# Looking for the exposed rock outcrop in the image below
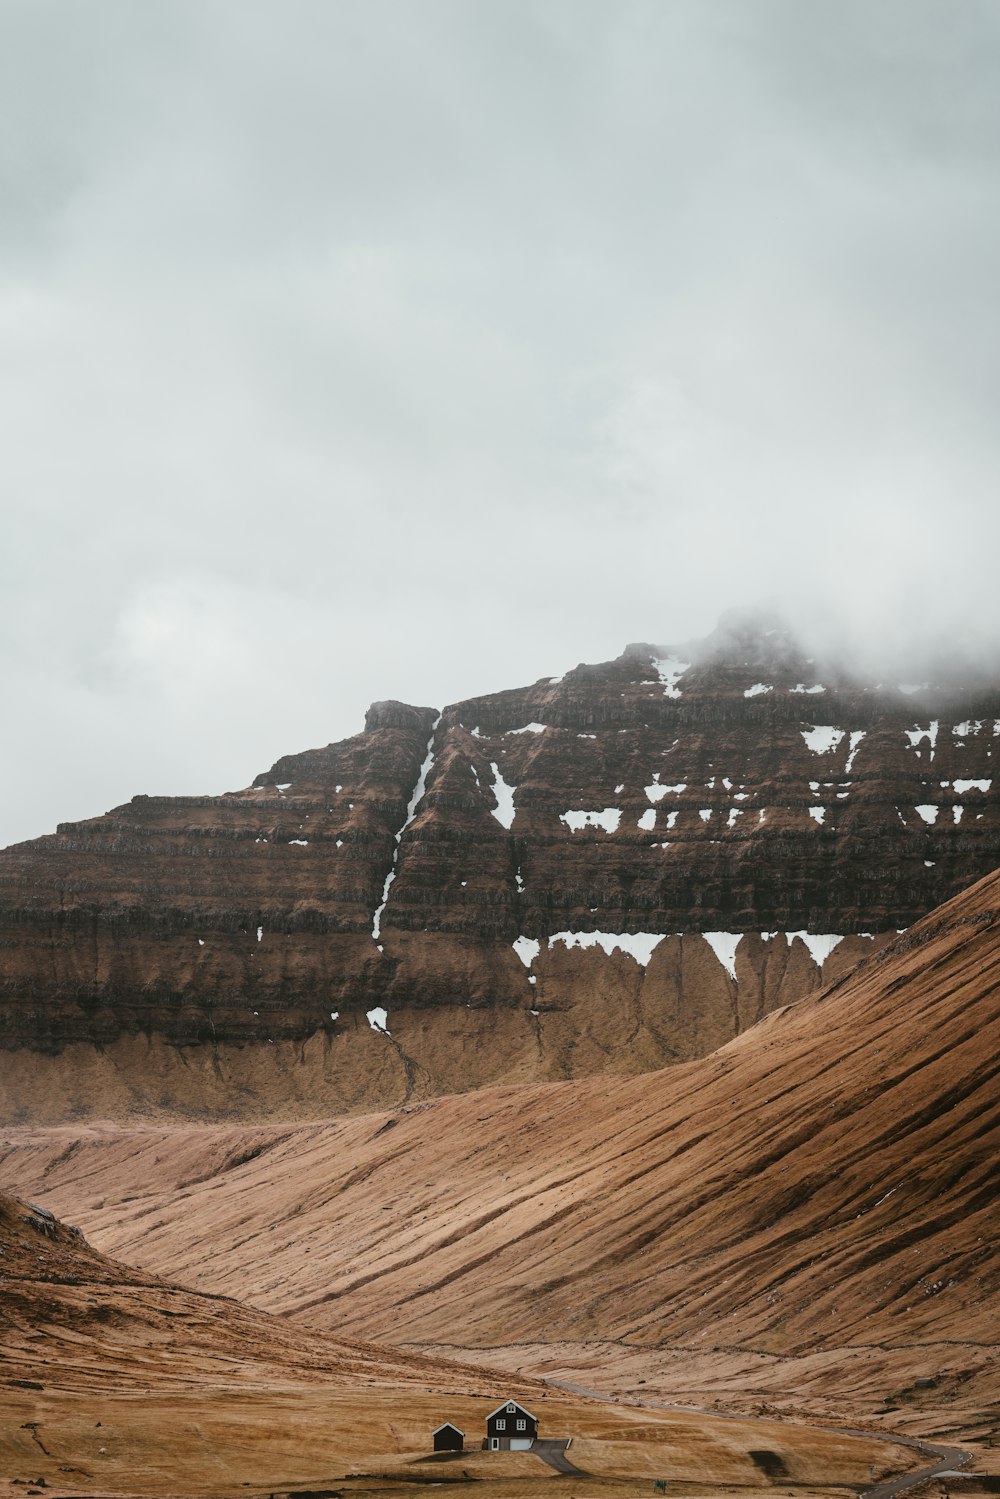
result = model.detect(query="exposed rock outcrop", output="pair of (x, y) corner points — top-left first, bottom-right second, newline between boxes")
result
(4, 860), (998, 1435)
(1, 613), (999, 1119)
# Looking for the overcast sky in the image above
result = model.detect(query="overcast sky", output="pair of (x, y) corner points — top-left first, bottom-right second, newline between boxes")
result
(4, 0), (1000, 846)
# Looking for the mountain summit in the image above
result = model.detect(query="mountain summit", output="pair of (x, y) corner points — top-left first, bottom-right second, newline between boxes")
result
(1, 615), (998, 1121)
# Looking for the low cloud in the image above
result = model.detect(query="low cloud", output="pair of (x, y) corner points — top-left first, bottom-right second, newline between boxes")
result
(3, 1), (1000, 843)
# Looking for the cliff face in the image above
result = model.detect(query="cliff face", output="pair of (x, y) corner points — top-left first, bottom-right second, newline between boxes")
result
(2, 613), (999, 1119)
(4, 864), (998, 1435)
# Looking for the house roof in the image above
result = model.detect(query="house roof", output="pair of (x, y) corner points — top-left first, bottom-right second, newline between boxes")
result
(485, 1400), (538, 1422)
(433, 1423), (465, 1436)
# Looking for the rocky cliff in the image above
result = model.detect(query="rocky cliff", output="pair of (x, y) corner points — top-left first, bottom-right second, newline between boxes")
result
(5, 860), (998, 1438)
(2, 611), (999, 1120)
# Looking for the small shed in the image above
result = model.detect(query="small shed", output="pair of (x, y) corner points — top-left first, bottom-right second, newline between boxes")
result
(433, 1423), (464, 1453)
(485, 1399), (538, 1451)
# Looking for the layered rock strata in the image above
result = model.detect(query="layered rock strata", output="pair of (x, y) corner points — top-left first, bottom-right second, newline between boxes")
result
(2, 614), (999, 1119)
(4, 863), (998, 1436)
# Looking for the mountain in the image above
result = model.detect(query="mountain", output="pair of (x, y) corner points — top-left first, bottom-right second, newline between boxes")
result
(3, 609), (1000, 1122)
(0, 1190), (904, 1495)
(4, 860), (998, 1442)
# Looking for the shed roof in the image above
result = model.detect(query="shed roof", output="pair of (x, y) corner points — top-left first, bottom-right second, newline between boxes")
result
(433, 1423), (465, 1436)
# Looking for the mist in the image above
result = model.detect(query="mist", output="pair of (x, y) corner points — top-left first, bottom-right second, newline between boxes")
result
(4, 0), (1000, 846)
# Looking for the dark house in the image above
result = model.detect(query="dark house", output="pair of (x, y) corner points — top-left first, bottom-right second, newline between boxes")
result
(485, 1399), (538, 1451)
(433, 1423), (464, 1453)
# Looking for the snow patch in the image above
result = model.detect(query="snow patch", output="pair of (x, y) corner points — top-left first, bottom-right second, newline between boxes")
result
(809, 806), (826, 825)
(653, 655), (691, 698)
(512, 936), (540, 969)
(791, 683), (825, 694)
(637, 808), (656, 831)
(366, 1007), (390, 1035)
(330, 1011), (339, 1021)
(954, 778), (991, 794)
(802, 726), (846, 755)
(789, 932), (844, 968)
(646, 779), (686, 802)
(898, 683), (929, 696)
(915, 804), (939, 825)
(953, 720), (982, 738)
(276, 782), (291, 792)
(744, 683), (772, 698)
(289, 838), (308, 845)
(561, 807), (622, 834)
(489, 761), (518, 829)
(551, 930), (665, 967)
(703, 932), (740, 981)
(256, 926), (263, 943)
(507, 722), (546, 735)
(905, 721), (940, 757)
(844, 730), (865, 773)
(953, 805), (964, 825)
(699, 808), (712, 823)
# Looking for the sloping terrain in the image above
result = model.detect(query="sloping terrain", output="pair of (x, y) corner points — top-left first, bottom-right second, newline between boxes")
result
(3, 611), (1000, 1120)
(0, 1188), (518, 1397)
(3, 866), (998, 1441)
(0, 1191), (906, 1498)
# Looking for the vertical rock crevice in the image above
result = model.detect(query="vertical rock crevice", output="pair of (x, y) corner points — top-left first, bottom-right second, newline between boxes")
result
(371, 714), (442, 952)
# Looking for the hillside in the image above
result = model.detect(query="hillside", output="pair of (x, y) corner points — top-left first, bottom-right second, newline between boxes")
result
(3, 863), (998, 1442)
(0, 1191), (908, 1498)
(3, 611), (1000, 1121)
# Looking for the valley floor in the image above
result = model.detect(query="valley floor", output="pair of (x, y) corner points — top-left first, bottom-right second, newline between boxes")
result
(0, 1384), (931, 1499)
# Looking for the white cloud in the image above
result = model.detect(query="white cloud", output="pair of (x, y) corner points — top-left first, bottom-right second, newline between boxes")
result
(3, 1), (1000, 843)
